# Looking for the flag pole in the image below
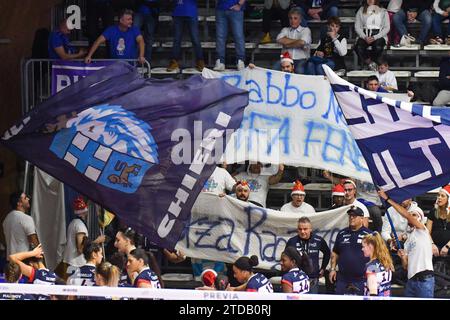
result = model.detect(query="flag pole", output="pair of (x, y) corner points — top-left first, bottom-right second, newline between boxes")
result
(375, 185), (402, 250)
(23, 161), (30, 194)
(99, 207), (106, 262)
(384, 210), (402, 250)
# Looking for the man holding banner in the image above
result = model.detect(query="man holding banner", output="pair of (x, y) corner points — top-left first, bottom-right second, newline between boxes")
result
(280, 180), (316, 214)
(324, 63), (449, 297)
(378, 189), (435, 298)
(48, 19), (86, 60)
(235, 163), (284, 208)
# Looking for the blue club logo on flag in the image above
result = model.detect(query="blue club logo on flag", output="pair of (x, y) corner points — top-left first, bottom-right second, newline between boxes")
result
(49, 104), (158, 193)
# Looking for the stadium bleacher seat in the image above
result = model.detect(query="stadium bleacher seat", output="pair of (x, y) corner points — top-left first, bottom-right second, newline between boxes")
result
(162, 273), (194, 281)
(151, 67), (180, 78)
(346, 70), (412, 87)
(162, 41), (193, 48)
(414, 70), (439, 78)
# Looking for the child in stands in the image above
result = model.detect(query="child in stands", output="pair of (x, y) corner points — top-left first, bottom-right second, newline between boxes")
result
(305, 16), (347, 75)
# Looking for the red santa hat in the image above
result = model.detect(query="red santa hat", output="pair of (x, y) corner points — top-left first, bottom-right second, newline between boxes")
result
(332, 184), (345, 197)
(73, 196), (88, 215)
(236, 180), (250, 190)
(201, 269), (217, 287)
(280, 52), (294, 65)
(441, 185), (450, 198)
(291, 180), (306, 196)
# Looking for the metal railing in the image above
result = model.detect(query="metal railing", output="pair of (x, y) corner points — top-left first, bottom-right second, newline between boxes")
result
(21, 58), (151, 115)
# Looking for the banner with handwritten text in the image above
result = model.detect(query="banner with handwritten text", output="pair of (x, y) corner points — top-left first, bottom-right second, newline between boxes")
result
(203, 67), (372, 182)
(176, 193), (350, 270)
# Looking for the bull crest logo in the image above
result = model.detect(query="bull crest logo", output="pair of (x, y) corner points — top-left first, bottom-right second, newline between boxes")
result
(108, 161), (142, 188)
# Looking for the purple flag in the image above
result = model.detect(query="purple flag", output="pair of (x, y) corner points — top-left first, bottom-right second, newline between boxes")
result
(324, 65), (450, 202)
(1, 61), (248, 249)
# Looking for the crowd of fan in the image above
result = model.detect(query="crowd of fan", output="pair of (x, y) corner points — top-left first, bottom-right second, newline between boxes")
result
(47, 1), (450, 105)
(4, 0), (449, 300)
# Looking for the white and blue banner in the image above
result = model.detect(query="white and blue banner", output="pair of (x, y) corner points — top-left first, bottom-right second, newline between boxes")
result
(202, 67), (372, 183)
(177, 193), (350, 270)
(324, 65), (450, 202)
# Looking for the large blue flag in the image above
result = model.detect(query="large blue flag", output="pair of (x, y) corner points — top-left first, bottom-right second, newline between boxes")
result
(1, 61), (248, 249)
(323, 65), (450, 202)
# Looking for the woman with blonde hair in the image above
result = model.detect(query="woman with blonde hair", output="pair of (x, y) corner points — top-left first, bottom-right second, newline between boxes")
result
(96, 262), (120, 287)
(426, 185), (450, 257)
(361, 232), (394, 296)
(91, 262), (121, 300)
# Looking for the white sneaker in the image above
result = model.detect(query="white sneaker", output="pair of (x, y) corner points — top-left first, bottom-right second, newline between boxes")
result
(213, 59), (225, 71)
(237, 59), (245, 71)
(400, 34), (416, 47)
(407, 34), (416, 43)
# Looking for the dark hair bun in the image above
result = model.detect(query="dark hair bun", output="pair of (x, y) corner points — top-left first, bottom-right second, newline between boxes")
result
(214, 275), (229, 291)
(249, 255), (259, 267)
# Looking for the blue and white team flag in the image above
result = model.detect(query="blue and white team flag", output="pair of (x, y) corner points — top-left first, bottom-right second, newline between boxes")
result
(1, 61), (248, 249)
(323, 65), (450, 202)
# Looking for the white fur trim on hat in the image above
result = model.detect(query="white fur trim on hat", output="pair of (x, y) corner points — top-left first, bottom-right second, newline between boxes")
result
(291, 190), (306, 196)
(280, 52), (294, 65)
(441, 185), (450, 198)
(74, 208), (88, 215)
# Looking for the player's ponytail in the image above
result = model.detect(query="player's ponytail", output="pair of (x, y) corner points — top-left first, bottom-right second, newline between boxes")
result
(96, 262), (120, 287)
(128, 248), (165, 288)
(234, 255), (259, 272)
(282, 246), (313, 274)
(83, 241), (102, 261)
(363, 232), (395, 271)
(129, 248), (149, 265)
(118, 226), (138, 246)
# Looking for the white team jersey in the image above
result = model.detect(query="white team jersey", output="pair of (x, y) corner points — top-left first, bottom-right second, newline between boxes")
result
(282, 268), (310, 294)
(67, 264), (96, 286)
(246, 273), (273, 293)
